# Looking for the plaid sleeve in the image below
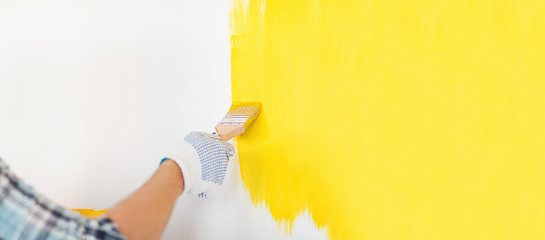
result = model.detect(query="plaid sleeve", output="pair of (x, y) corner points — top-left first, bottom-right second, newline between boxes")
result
(0, 157), (127, 240)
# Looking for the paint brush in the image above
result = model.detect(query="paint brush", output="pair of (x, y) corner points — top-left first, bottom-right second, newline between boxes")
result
(215, 102), (261, 141)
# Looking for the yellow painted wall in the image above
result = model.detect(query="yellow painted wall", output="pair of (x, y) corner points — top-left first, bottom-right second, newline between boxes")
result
(230, 0), (545, 239)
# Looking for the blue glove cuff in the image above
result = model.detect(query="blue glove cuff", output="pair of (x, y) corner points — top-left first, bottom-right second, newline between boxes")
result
(159, 157), (170, 165)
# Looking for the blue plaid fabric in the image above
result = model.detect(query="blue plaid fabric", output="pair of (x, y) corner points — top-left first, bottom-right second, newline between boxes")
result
(0, 157), (126, 240)
(184, 132), (233, 184)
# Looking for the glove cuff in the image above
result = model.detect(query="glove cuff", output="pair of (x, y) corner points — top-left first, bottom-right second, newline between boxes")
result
(164, 141), (202, 195)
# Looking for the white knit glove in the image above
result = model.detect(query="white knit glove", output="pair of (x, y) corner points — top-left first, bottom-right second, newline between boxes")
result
(163, 131), (236, 197)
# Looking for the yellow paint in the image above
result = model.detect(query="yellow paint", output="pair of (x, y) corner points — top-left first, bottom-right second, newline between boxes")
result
(225, 101), (261, 129)
(230, 0), (545, 239)
(71, 209), (107, 218)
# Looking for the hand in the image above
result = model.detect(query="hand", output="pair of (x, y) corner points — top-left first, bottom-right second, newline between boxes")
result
(164, 131), (236, 197)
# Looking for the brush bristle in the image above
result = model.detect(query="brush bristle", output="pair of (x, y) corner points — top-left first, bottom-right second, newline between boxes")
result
(215, 101), (261, 141)
(221, 101), (261, 128)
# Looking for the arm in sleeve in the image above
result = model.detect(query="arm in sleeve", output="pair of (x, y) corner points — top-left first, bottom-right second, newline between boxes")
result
(0, 157), (127, 240)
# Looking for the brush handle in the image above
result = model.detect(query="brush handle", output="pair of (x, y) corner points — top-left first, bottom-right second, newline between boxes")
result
(215, 125), (245, 141)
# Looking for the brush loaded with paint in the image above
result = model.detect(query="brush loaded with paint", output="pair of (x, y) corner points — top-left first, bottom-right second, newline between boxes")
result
(216, 102), (261, 141)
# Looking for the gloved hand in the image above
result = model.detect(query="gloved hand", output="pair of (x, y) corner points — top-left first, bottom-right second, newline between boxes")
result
(163, 131), (236, 197)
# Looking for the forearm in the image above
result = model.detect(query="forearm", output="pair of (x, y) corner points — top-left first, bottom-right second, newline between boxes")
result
(106, 160), (184, 240)
(106, 131), (236, 239)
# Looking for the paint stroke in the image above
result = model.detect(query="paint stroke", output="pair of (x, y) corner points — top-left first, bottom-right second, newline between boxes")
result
(71, 209), (107, 218)
(230, 0), (545, 239)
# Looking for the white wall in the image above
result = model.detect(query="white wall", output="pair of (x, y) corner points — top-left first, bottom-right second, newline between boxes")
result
(0, 1), (327, 239)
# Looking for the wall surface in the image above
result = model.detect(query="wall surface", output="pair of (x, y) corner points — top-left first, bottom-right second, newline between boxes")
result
(230, 0), (545, 239)
(0, 1), (326, 239)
